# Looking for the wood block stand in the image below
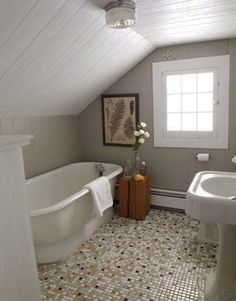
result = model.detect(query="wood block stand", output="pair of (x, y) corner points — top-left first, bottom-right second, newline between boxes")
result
(118, 176), (150, 220)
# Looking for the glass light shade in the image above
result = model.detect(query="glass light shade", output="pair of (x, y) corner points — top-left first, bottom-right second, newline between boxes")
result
(105, 6), (136, 29)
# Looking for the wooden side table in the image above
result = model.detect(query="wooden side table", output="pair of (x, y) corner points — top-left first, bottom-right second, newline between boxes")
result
(119, 177), (130, 218)
(118, 176), (150, 220)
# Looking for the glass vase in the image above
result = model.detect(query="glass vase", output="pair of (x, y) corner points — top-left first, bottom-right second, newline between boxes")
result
(132, 152), (141, 176)
(123, 159), (132, 179)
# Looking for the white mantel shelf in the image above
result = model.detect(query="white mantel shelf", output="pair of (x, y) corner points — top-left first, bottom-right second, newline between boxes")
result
(0, 135), (33, 150)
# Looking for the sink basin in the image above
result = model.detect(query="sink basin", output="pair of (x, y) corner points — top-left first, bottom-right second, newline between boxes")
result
(186, 171), (236, 225)
(186, 171), (236, 299)
(201, 176), (236, 197)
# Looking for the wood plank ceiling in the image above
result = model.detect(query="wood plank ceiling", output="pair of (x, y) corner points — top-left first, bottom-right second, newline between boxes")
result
(135, 0), (236, 46)
(0, 0), (236, 117)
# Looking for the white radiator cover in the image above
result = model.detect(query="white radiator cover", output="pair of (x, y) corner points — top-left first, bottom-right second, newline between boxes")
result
(150, 188), (186, 210)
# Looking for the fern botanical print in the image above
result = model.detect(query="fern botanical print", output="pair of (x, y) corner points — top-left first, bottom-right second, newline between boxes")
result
(123, 116), (134, 139)
(109, 98), (125, 142)
(102, 94), (139, 146)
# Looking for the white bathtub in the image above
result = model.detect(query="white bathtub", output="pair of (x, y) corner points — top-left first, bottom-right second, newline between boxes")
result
(26, 162), (122, 263)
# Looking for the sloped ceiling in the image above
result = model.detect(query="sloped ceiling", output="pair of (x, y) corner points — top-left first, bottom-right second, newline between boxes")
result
(0, 0), (236, 117)
(135, 0), (236, 46)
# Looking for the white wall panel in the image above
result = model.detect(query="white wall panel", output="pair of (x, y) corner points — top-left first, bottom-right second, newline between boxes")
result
(0, 0), (38, 47)
(0, 0), (235, 117)
(60, 34), (150, 112)
(135, 0), (236, 45)
(0, 0), (85, 102)
(0, 0), (67, 72)
(0, 2), (102, 112)
(0, 116), (82, 178)
(0, 137), (41, 301)
(35, 17), (110, 94)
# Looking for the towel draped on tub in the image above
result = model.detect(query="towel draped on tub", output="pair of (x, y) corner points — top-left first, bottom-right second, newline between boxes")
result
(83, 176), (113, 217)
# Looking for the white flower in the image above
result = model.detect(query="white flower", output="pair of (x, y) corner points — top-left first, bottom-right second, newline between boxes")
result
(144, 131), (150, 138)
(138, 138), (145, 144)
(134, 130), (140, 136)
(232, 155), (236, 164)
(140, 122), (147, 128)
(139, 129), (144, 135)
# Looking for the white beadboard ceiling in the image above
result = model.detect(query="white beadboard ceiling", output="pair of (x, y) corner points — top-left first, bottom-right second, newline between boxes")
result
(0, 0), (236, 117)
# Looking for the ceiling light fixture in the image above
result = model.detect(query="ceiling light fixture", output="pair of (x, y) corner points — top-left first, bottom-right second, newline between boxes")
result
(104, 0), (136, 29)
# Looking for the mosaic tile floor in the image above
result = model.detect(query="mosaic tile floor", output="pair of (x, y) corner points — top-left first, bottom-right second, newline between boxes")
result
(38, 209), (217, 301)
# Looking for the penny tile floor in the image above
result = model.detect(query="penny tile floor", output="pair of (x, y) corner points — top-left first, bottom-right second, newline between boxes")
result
(38, 209), (217, 301)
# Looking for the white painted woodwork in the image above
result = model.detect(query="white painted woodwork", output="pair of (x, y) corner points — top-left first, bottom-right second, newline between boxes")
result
(61, 35), (153, 115)
(0, 0), (235, 117)
(152, 55), (230, 149)
(0, 0), (154, 117)
(0, 0), (38, 47)
(151, 194), (186, 210)
(135, 0), (236, 45)
(0, 135), (41, 301)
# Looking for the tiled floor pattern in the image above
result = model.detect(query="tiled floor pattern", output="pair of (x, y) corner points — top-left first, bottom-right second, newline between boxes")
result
(38, 209), (217, 301)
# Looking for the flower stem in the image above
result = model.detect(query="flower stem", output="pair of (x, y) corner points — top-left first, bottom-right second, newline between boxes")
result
(133, 150), (138, 175)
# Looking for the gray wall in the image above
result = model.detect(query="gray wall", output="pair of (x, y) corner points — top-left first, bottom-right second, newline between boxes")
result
(0, 116), (82, 179)
(79, 39), (236, 191)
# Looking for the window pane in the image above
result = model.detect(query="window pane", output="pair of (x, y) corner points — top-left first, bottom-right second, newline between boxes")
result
(166, 71), (214, 133)
(182, 94), (196, 112)
(182, 74), (197, 93)
(167, 113), (181, 131)
(197, 113), (213, 131)
(167, 75), (181, 93)
(182, 113), (196, 131)
(198, 93), (213, 112)
(198, 72), (213, 92)
(167, 94), (181, 112)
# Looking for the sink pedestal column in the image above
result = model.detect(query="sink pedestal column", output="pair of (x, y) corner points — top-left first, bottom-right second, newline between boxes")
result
(205, 223), (236, 299)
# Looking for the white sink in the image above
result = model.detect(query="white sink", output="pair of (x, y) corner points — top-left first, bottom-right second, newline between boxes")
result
(186, 171), (236, 299)
(186, 171), (236, 225)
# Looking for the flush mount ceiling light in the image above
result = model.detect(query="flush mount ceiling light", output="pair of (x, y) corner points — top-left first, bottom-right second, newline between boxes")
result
(104, 0), (136, 29)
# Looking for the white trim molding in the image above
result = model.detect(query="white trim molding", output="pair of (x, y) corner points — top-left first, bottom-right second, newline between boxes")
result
(152, 55), (230, 149)
(0, 135), (33, 151)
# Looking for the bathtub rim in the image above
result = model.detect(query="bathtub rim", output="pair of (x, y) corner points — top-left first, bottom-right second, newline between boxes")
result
(27, 162), (122, 218)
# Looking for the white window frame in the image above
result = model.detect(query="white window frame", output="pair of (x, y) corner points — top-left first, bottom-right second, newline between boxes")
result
(163, 68), (217, 138)
(152, 55), (230, 149)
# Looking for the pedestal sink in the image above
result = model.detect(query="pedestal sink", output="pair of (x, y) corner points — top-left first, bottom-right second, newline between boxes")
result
(186, 171), (236, 299)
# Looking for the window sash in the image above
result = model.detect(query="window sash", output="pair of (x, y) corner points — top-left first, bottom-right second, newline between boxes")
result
(152, 55), (229, 149)
(161, 67), (218, 138)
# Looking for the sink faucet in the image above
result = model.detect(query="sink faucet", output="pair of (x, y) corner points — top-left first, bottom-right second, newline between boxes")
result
(95, 163), (105, 177)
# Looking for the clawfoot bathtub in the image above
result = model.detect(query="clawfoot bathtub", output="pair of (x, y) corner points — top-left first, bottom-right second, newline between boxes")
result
(26, 162), (122, 263)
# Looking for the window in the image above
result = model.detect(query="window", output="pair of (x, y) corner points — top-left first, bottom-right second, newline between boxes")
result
(152, 55), (230, 148)
(166, 71), (214, 132)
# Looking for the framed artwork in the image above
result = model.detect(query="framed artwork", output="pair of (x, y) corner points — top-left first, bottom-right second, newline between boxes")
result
(101, 94), (139, 146)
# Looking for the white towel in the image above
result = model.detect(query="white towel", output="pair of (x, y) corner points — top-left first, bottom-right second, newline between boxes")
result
(84, 176), (113, 217)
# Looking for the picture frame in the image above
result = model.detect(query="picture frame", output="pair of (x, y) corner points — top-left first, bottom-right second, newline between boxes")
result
(101, 94), (139, 146)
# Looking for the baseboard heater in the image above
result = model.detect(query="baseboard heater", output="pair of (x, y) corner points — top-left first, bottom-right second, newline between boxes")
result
(116, 184), (186, 211)
(151, 188), (186, 211)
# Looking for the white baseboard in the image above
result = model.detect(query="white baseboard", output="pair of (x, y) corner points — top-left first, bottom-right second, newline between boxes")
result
(151, 194), (186, 210)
